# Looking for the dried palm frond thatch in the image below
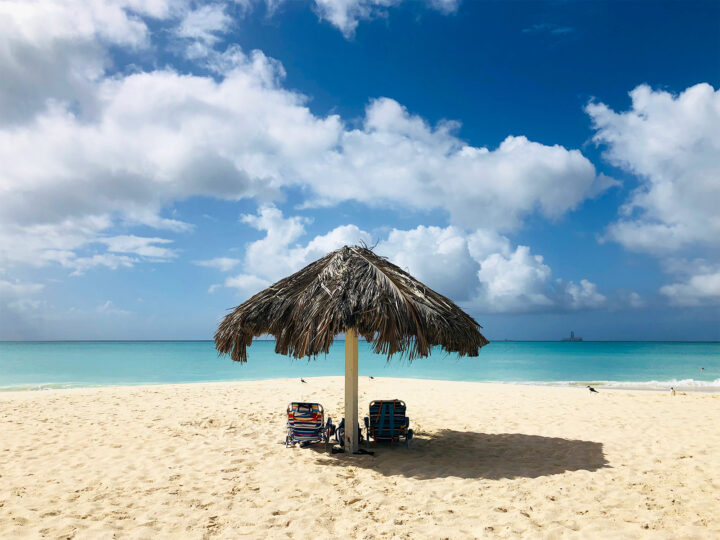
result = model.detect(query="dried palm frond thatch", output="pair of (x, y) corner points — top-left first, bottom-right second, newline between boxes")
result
(215, 245), (489, 362)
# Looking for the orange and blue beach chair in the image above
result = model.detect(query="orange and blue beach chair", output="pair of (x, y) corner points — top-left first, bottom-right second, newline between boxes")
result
(285, 402), (335, 448)
(364, 399), (414, 448)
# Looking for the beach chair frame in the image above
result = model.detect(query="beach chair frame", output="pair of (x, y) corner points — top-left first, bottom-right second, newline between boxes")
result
(334, 417), (365, 448)
(285, 402), (334, 449)
(364, 399), (414, 448)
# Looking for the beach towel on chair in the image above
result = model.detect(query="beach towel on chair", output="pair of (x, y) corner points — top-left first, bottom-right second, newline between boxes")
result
(285, 402), (333, 448)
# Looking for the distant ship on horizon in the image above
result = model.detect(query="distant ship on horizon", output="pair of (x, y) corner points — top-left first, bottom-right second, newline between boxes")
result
(561, 330), (583, 342)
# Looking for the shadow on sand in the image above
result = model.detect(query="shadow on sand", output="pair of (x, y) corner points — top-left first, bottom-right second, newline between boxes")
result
(313, 430), (609, 480)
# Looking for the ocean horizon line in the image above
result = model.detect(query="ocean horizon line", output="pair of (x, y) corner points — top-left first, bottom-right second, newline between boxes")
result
(2, 339), (719, 344)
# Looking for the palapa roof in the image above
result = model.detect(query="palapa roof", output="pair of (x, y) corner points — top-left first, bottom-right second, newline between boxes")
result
(215, 245), (489, 362)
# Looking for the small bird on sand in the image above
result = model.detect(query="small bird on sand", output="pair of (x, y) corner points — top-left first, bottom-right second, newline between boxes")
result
(587, 385), (599, 393)
(671, 387), (676, 396)
(369, 376), (375, 380)
(300, 378), (307, 383)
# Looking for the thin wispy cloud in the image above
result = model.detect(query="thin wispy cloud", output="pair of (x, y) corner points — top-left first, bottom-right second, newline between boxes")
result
(96, 301), (133, 316)
(522, 23), (575, 36)
(193, 258), (241, 272)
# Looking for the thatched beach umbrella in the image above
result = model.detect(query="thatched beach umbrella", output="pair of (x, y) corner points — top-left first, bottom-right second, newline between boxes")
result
(215, 245), (489, 453)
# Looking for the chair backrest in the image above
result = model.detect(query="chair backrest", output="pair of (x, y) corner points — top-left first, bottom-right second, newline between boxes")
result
(368, 400), (407, 438)
(287, 402), (324, 440)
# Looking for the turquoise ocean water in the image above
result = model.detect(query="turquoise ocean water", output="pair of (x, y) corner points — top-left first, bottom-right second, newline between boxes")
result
(1, 340), (718, 392)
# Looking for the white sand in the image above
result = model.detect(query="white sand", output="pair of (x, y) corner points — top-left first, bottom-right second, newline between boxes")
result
(1, 377), (719, 539)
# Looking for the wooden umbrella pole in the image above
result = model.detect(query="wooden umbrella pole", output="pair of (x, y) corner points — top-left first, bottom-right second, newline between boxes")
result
(344, 328), (359, 453)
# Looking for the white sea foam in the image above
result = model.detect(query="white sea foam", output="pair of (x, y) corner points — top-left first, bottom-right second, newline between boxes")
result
(0, 382), (92, 392)
(2, 378), (720, 393)
(513, 379), (720, 392)
(595, 378), (720, 391)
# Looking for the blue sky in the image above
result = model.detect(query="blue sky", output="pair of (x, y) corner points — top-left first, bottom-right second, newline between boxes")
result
(0, 0), (718, 340)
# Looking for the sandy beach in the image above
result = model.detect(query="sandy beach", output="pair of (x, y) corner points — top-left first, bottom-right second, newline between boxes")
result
(1, 377), (719, 539)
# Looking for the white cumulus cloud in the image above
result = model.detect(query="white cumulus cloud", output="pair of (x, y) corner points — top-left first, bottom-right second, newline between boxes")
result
(305, 98), (616, 231)
(589, 83), (720, 254)
(660, 269), (720, 306)
(224, 273), (271, 295)
(559, 278), (607, 310)
(588, 83), (720, 306)
(474, 246), (554, 311)
(176, 3), (232, 58)
(375, 225), (481, 301)
(0, 0), (172, 124)
(378, 226), (606, 313)
(220, 208), (606, 313)
(224, 206), (371, 297)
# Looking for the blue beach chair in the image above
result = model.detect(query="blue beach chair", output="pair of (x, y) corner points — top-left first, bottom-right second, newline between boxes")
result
(285, 402), (335, 449)
(364, 400), (414, 448)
